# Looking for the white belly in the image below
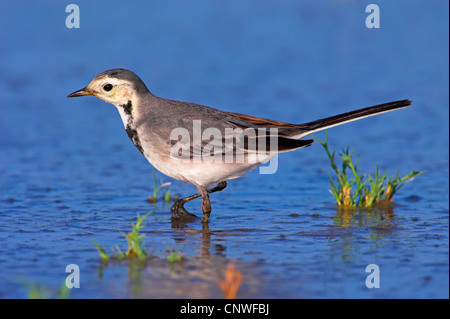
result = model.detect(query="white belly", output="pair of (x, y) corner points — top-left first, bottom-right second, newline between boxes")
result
(144, 150), (273, 188)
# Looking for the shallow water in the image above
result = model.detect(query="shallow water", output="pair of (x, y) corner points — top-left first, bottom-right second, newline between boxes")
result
(0, 1), (448, 298)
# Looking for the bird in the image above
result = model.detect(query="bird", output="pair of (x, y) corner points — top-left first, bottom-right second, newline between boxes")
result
(68, 68), (411, 222)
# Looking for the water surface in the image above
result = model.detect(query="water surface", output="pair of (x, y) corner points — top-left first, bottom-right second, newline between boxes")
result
(0, 1), (448, 298)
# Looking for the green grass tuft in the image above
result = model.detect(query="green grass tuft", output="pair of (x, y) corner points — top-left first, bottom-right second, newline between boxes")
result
(166, 245), (185, 265)
(93, 213), (152, 261)
(314, 131), (425, 208)
(26, 281), (71, 299)
(148, 170), (178, 204)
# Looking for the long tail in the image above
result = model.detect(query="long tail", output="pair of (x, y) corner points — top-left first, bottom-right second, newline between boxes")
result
(225, 99), (412, 146)
(273, 99), (411, 139)
(298, 99), (410, 135)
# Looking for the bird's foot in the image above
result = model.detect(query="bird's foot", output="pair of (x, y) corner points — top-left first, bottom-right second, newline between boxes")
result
(171, 201), (199, 221)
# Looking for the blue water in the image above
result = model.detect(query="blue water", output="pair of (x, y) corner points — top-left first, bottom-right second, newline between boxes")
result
(0, 1), (448, 298)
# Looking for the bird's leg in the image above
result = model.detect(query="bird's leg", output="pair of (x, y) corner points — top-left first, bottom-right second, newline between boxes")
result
(171, 181), (227, 221)
(199, 187), (211, 223)
(200, 181), (227, 223)
(209, 181), (228, 193)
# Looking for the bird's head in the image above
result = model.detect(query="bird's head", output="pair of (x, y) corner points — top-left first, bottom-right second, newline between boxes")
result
(67, 68), (150, 106)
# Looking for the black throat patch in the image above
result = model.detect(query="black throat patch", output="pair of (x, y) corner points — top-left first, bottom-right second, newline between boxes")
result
(122, 100), (143, 154)
(121, 100), (133, 117)
(126, 125), (145, 155)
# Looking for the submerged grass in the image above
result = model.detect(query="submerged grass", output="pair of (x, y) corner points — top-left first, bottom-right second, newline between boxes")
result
(92, 212), (152, 262)
(315, 131), (425, 208)
(166, 244), (185, 265)
(148, 170), (178, 204)
(25, 281), (70, 299)
(93, 213), (187, 265)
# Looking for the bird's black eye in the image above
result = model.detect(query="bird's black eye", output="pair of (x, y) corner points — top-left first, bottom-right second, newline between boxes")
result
(103, 84), (113, 91)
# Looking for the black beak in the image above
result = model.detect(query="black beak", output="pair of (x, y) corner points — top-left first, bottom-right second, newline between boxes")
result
(67, 87), (92, 98)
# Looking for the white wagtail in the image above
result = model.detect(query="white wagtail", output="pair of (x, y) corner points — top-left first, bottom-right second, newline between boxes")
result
(68, 68), (411, 222)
